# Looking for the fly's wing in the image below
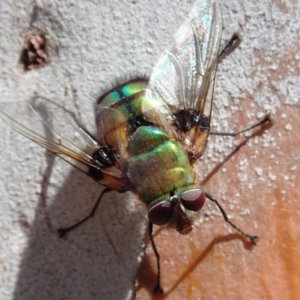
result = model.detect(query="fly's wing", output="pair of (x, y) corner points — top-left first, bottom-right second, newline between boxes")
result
(0, 97), (126, 192)
(146, 0), (222, 159)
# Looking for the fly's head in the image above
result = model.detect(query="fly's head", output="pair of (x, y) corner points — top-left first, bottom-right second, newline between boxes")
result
(147, 188), (206, 234)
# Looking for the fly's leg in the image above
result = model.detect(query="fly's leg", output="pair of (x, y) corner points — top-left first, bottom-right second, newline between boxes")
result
(58, 187), (111, 237)
(149, 222), (163, 294)
(218, 32), (243, 61)
(205, 193), (258, 245)
(210, 113), (273, 136)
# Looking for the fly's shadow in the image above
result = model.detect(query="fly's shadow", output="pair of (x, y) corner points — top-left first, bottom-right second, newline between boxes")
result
(10, 95), (147, 300)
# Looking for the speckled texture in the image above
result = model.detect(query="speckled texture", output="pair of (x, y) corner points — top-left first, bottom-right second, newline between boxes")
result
(0, 1), (299, 300)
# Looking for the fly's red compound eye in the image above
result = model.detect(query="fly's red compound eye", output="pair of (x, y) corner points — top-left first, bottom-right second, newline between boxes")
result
(148, 201), (173, 225)
(180, 189), (206, 211)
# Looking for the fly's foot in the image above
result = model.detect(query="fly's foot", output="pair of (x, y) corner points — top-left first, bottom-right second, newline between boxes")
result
(57, 227), (70, 238)
(247, 234), (259, 245)
(154, 284), (164, 294)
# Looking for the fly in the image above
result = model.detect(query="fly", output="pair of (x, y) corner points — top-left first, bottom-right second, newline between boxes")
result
(0, 0), (272, 294)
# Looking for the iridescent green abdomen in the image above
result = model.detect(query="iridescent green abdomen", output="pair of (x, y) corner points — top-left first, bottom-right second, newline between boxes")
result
(97, 78), (196, 203)
(127, 126), (194, 203)
(96, 78), (173, 151)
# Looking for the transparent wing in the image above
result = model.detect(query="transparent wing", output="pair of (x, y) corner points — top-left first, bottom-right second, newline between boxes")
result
(146, 0), (222, 158)
(0, 96), (126, 191)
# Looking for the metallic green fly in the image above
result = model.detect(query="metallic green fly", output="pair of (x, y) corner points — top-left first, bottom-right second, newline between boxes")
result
(0, 0), (272, 293)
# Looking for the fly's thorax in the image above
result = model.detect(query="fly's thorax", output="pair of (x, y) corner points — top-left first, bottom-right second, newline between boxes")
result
(147, 186), (206, 234)
(126, 125), (195, 202)
(95, 78), (173, 154)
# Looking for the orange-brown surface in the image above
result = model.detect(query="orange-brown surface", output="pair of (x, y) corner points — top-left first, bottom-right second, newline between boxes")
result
(136, 104), (300, 299)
